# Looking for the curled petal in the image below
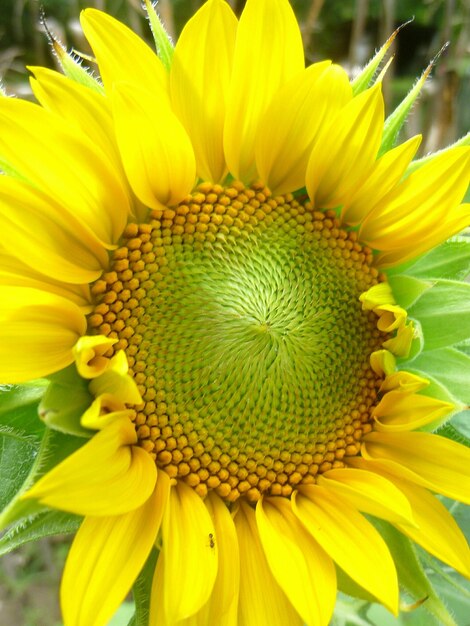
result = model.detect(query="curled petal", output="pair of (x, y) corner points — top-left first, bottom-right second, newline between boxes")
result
(73, 335), (117, 379)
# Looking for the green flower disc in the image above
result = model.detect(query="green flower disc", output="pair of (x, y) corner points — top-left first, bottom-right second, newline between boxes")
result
(89, 182), (387, 502)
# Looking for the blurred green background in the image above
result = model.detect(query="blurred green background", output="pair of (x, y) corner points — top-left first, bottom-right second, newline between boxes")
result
(0, 1), (469, 625)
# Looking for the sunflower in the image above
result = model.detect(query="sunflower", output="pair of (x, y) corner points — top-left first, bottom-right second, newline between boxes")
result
(1, 0), (470, 625)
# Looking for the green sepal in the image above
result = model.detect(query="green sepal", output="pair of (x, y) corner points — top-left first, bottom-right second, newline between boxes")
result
(0, 509), (81, 558)
(439, 416), (470, 448)
(54, 46), (104, 93)
(408, 347), (470, 405)
(143, 0), (174, 72)
(39, 365), (93, 438)
(41, 19), (104, 93)
(0, 427), (85, 530)
(127, 546), (159, 626)
(372, 520), (458, 626)
(379, 66), (430, 157)
(407, 371), (464, 431)
(402, 318), (424, 363)
(388, 274), (432, 309)
(351, 22), (410, 96)
(405, 239), (470, 282)
(408, 279), (470, 350)
(406, 130), (470, 176)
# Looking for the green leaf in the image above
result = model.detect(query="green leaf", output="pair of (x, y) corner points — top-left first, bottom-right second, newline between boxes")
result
(388, 275), (432, 309)
(0, 382), (47, 436)
(143, 0), (174, 72)
(408, 280), (470, 350)
(408, 348), (470, 404)
(0, 426), (39, 513)
(0, 427), (86, 529)
(0, 509), (81, 557)
(405, 240), (470, 281)
(127, 547), (159, 626)
(372, 520), (458, 626)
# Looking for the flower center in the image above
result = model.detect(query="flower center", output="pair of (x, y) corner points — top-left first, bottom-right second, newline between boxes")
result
(89, 182), (386, 502)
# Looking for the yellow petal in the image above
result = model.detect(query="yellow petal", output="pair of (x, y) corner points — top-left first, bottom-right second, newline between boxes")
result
(373, 391), (454, 431)
(113, 82), (196, 210)
(379, 472), (470, 578)
(256, 497), (336, 626)
(0, 249), (92, 311)
(0, 178), (107, 284)
(158, 481), (218, 623)
(374, 304), (407, 332)
(359, 147), (470, 249)
(30, 67), (118, 167)
(170, 0), (237, 182)
(318, 468), (415, 527)
(224, 0), (304, 182)
(22, 417), (157, 515)
(234, 501), (303, 626)
(80, 9), (167, 96)
(256, 62), (351, 195)
(0, 97), (130, 245)
(0, 286), (86, 383)
(61, 474), (168, 626)
(362, 431), (470, 504)
(307, 84), (384, 209)
(375, 202), (470, 268)
(341, 135), (421, 225)
(293, 485), (398, 614)
(178, 491), (240, 626)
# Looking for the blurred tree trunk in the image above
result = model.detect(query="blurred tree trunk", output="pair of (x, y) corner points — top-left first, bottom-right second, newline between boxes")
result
(302, 0), (325, 58)
(348, 0), (369, 68)
(425, 0), (459, 151)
